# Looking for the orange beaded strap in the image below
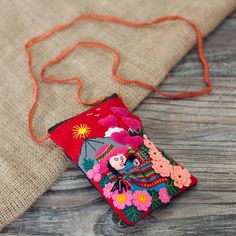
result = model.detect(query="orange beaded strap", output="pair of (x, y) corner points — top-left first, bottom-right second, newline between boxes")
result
(25, 14), (212, 143)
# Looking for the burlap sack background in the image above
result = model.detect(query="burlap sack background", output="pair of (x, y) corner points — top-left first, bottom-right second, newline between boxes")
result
(0, 0), (235, 230)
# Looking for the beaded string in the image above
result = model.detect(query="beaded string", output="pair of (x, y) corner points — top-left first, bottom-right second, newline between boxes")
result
(25, 14), (212, 143)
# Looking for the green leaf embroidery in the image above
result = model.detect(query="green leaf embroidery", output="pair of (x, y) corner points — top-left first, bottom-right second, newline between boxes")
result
(123, 205), (142, 222)
(148, 190), (162, 211)
(167, 178), (179, 196)
(129, 148), (135, 154)
(99, 175), (110, 188)
(161, 150), (176, 166)
(139, 128), (144, 136)
(139, 144), (150, 161)
(140, 144), (150, 153)
(82, 158), (94, 172)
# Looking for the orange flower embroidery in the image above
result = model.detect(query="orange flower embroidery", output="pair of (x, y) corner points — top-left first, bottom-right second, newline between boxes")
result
(171, 166), (191, 188)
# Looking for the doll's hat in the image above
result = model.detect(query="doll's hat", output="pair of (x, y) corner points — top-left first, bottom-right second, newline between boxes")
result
(96, 144), (129, 173)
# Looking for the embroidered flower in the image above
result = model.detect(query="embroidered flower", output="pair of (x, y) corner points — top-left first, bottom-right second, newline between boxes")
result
(171, 165), (191, 188)
(93, 172), (102, 182)
(93, 163), (100, 172)
(132, 190), (152, 211)
(158, 187), (171, 204)
(143, 134), (156, 149)
(86, 163), (101, 182)
(112, 190), (132, 210)
(87, 169), (94, 179)
(152, 158), (172, 177)
(144, 139), (156, 150)
(149, 148), (163, 161)
(103, 182), (114, 199)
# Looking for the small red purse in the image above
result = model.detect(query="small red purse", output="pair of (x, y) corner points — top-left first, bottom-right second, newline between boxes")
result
(48, 93), (197, 225)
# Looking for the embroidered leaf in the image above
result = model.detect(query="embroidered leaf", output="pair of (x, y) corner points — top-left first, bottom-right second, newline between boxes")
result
(167, 178), (179, 196)
(82, 158), (94, 172)
(140, 144), (149, 153)
(138, 144), (150, 161)
(161, 151), (176, 166)
(129, 147), (135, 154)
(148, 190), (162, 211)
(139, 128), (144, 136)
(99, 175), (110, 188)
(123, 205), (142, 222)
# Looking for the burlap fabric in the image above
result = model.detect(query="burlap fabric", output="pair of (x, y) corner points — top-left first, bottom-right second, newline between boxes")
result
(0, 0), (235, 230)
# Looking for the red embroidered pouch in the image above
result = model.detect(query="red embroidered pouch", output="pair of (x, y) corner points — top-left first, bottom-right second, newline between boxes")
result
(48, 94), (197, 225)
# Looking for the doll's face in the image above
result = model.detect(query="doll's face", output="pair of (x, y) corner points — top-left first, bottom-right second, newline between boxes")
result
(109, 154), (127, 170)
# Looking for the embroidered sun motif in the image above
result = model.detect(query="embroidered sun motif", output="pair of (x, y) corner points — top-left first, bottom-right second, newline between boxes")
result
(72, 124), (91, 139)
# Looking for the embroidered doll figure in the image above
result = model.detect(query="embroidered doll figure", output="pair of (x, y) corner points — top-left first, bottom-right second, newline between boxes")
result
(96, 144), (168, 193)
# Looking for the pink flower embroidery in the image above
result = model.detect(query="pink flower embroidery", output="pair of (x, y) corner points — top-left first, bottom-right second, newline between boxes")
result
(158, 187), (171, 204)
(112, 190), (133, 210)
(93, 163), (100, 172)
(103, 182), (114, 199)
(132, 190), (152, 211)
(152, 158), (172, 177)
(87, 169), (94, 179)
(149, 148), (163, 161)
(86, 163), (101, 182)
(93, 172), (102, 182)
(171, 166), (192, 188)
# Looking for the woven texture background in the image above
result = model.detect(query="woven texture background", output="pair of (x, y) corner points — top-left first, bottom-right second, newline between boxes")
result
(0, 0), (235, 230)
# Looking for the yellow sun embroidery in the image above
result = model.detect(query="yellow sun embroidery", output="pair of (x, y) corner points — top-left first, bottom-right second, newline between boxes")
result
(72, 124), (91, 139)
